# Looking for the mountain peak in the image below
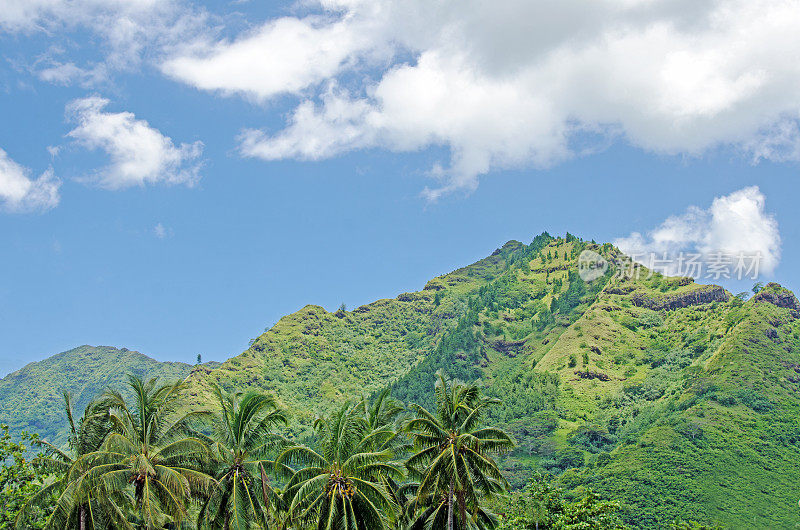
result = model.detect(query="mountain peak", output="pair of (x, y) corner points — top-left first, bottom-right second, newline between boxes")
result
(753, 282), (800, 310)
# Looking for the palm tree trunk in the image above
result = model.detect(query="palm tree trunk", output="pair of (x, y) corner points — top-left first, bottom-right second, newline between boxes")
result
(79, 505), (86, 530)
(447, 479), (454, 530)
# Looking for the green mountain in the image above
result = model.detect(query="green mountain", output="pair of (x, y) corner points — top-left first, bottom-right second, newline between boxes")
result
(4, 233), (799, 527)
(191, 233), (800, 528)
(183, 238), (518, 436)
(0, 345), (201, 446)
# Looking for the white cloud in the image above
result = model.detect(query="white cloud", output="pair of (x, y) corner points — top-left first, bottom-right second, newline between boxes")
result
(1, 0), (174, 34)
(615, 186), (781, 276)
(162, 16), (373, 102)
(163, 0), (800, 198)
(36, 61), (107, 87)
(0, 148), (60, 212)
(3, 0), (208, 86)
(66, 96), (204, 189)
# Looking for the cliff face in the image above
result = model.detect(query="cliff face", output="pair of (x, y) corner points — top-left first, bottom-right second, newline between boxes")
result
(753, 282), (800, 310)
(630, 284), (730, 310)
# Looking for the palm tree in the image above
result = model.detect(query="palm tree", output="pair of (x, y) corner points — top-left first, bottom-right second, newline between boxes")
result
(404, 372), (514, 530)
(78, 375), (214, 529)
(276, 402), (403, 529)
(15, 392), (111, 529)
(354, 388), (412, 519)
(198, 384), (289, 529)
(395, 481), (501, 530)
(356, 388), (407, 453)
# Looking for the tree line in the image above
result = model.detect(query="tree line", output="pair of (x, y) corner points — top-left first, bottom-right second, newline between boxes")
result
(2, 370), (634, 529)
(2, 371), (518, 529)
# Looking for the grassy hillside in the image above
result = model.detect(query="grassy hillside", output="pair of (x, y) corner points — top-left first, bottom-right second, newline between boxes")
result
(185, 239), (526, 437)
(381, 237), (800, 527)
(563, 283), (800, 527)
(6, 233), (799, 527)
(0, 345), (197, 446)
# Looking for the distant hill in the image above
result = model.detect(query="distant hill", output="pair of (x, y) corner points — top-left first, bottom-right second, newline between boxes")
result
(0, 345), (199, 446)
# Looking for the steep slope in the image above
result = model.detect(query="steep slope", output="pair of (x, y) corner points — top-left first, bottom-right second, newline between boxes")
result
(390, 232), (569, 410)
(563, 283), (800, 527)
(0, 345), (196, 446)
(186, 239), (529, 437)
(384, 236), (800, 527)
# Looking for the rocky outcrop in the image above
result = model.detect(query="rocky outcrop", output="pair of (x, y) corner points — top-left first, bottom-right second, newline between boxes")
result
(396, 291), (433, 302)
(574, 370), (610, 381)
(753, 283), (800, 310)
(630, 285), (729, 311)
(606, 285), (635, 295)
(423, 278), (446, 291)
(487, 337), (526, 356)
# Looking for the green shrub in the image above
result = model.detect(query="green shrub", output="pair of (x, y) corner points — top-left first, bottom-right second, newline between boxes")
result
(555, 447), (585, 469)
(568, 424), (617, 453)
(596, 452), (612, 466)
(736, 388), (773, 412)
(639, 310), (663, 328)
(619, 314), (637, 330)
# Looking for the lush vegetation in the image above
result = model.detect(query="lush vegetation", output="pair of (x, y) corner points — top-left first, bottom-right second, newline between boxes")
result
(0, 426), (51, 528)
(6, 372), (519, 529)
(5, 234), (800, 527)
(0, 346), (199, 447)
(496, 472), (626, 529)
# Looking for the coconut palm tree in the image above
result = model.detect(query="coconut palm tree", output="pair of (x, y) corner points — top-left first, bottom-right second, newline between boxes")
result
(356, 388), (407, 453)
(353, 388), (412, 519)
(15, 392), (112, 529)
(198, 384), (289, 529)
(404, 372), (514, 530)
(276, 402), (404, 529)
(395, 480), (501, 530)
(78, 375), (214, 529)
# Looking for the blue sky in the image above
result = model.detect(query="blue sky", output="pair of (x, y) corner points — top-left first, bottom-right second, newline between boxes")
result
(1, 0), (799, 375)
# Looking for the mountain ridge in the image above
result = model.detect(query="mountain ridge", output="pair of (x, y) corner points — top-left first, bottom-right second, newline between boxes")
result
(3, 233), (799, 527)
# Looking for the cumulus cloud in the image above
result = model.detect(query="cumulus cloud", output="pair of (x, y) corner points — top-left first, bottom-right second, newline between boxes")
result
(66, 96), (203, 189)
(163, 0), (800, 198)
(0, 148), (60, 212)
(615, 186), (781, 276)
